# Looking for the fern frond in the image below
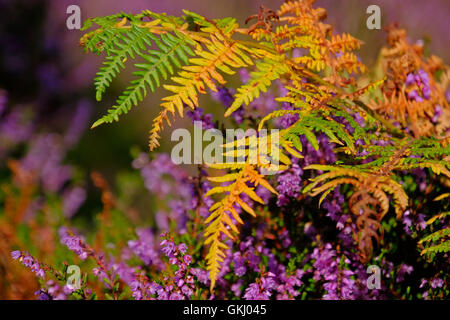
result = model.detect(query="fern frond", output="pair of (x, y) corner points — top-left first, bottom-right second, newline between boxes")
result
(91, 26), (199, 128)
(327, 33), (362, 52)
(419, 210), (450, 259)
(224, 57), (289, 117)
(303, 165), (408, 218)
(204, 164), (277, 291)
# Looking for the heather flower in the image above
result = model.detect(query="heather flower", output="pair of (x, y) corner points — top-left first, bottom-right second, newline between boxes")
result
(402, 210), (427, 234)
(186, 108), (215, 129)
(243, 273), (277, 300)
(396, 264), (413, 283)
(279, 230), (292, 248)
(21, 134), (72, 192)
(59, 227), (89, 260)
(432, 104), (442, 123)
(62, 186), (86, 219)
(232, 252), (247, 277)
(431, 278), (444, 288)
(239, 69), (250, 83)
(128, 228), (160, 266)
(161, 239), (176, 257)
(276, 164), (302, 206)
(177, 243), (188, 254)
(211, 87), (234, 108)
(231, 280), (243, 297)
(11, 251), (46, 279)
(405, 73), (415, 86)
(0, 106), (33, 155)
(11, 250), (21, 260)
(275, 103), (299, 129)
(190, 268), (209, 285)
(183, 255), (192, 265)
(408, 90), (423, 102)
(35, 290), (51, 300)
(64, 99), (91, 146)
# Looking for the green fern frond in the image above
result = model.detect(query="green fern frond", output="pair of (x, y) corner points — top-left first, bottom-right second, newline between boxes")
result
(90, 25), (199, 128)
(419, 204), (450, 259)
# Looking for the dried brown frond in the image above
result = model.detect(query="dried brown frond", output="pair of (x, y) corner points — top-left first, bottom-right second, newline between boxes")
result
(373, 25), (450, 137)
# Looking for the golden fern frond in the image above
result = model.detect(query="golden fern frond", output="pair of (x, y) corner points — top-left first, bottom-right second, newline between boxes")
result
(203, 128), (303, 290)
(327, 33), (363, 52)
(334, 51), (366, 74)
(204, 164), (277, 291)
(149, 34), (253, 150)
(224, 56), (289, 117)
(148, 110), (170, 150)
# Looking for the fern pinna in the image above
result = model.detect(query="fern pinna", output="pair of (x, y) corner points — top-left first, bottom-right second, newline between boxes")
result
(81, 0), (450, 292)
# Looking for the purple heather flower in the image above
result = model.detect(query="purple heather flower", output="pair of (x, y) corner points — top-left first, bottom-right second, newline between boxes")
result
(35, 290), (51, 300)
(22, 255), (34, 267)
(407, 90), (423, 102)
(12, 251), (46, 279)
(132, 153), (195, 233)
(11, 250), (21, 260)
(431, 278), (444, 289)
(178, 243), (188, 254)
(418, 69), (429, 85)
(0, 107), (33, 150)
(396, 264), (413, 283)
(181, 285), (193, 296)
(21, 134), (72, 192)
(64, 99), (91, 146)
(59, 227), (89, 260)
(243, 273), (276, 300)
(432, 105), (442, 123)
(190, 268), (209, 285)
(275, 103), (299, 129)
(183, 255), (192, 265)
(128, 228), (160, 266)
(160, 239), (176, 257)
(276, 164), (302, 206)
(212, 87), (234, 108)
(422, 86), (431, 100)
(405, 73), (415, 86)
(62, 187), (86, 219)
(231, 280), (243, 297)
(186, 108), (215, 129)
